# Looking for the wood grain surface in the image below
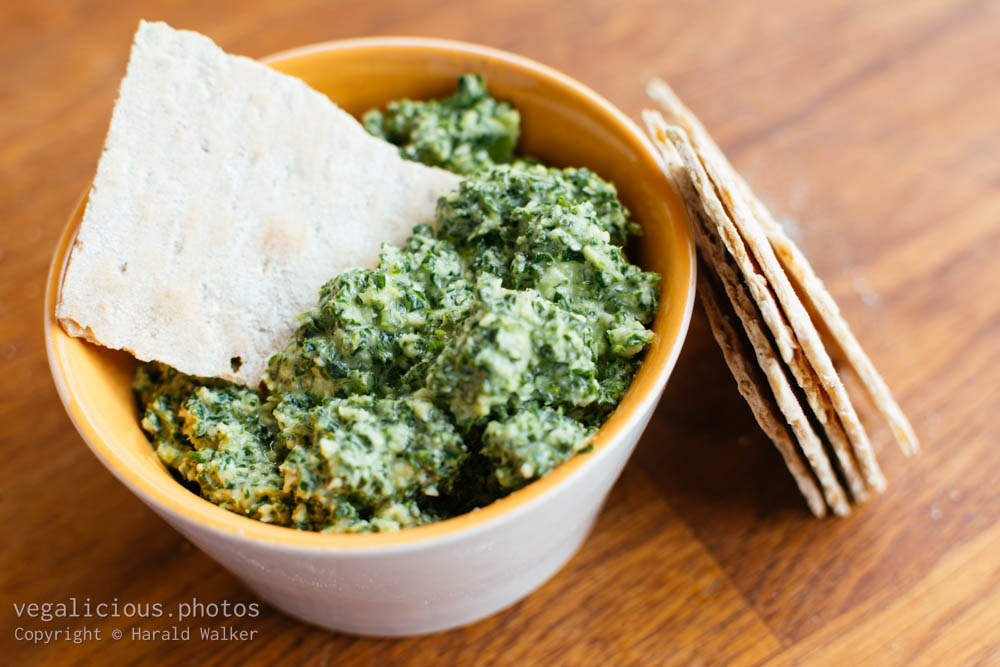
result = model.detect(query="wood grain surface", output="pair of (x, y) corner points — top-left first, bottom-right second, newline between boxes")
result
(2, 0), (998, 664)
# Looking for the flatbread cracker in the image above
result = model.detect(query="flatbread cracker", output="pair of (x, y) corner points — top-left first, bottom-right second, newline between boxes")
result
(691, 186), (850, 516)
(654, 123), (850, 516)
(648, 78), (916, 457)
(645, 112), (869, 503)
(646, 84), (887, 493)
(697, 265), (827, 518)
(746, 192), (919, 456)
(56, 21), (462, 386)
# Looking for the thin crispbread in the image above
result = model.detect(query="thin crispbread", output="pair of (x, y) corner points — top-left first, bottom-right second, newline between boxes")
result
(697, 264), (827, 518)
(646, 82), (917, 457)
(650, 121), (849, 516)
(645, 112), (869, 503)
(56, 21), (461, 387)
(691, 185), (849, 516)
(745, 191), (920, 456)
(646, 83), (887, 492)
(649, 79), (916, 457)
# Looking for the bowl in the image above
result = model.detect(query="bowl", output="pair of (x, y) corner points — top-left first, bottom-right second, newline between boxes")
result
(45, 36), (695, 636)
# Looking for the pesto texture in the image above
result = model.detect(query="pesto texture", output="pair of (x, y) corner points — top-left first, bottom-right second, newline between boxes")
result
(483, 407), (592, 489)
(426, 278), (599, 427)
(135, 75), (660, 533)
(134, 363), (291, 524)
(363, 74), (519, 174)
(275, 391), (465, 533)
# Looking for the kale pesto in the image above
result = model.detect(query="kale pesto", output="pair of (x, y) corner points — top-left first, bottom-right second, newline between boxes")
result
(134, 75), (660, 533)
(363, 74), (519, 175)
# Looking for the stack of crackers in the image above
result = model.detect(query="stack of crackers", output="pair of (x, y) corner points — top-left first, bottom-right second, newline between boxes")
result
(643, 81), (918, 517)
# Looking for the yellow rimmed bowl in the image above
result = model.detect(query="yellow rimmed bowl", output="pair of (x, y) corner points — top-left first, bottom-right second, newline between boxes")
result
(45, 37), (695, 636)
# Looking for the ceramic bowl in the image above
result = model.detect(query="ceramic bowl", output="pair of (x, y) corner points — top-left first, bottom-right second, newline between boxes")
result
(45, 37), (695, 636)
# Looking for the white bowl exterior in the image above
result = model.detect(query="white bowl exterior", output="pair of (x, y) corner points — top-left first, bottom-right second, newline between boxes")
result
(45, 37), (699, 637)
(144, 394), (660, 636)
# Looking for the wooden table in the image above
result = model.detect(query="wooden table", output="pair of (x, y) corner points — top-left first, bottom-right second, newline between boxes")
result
(2, 0), (998, 664)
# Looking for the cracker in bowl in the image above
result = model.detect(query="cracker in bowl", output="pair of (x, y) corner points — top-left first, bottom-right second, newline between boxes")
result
(56, 21), (460, 387)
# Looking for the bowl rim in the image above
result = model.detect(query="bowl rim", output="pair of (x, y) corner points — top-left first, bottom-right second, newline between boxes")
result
(45, 35), (695, 551)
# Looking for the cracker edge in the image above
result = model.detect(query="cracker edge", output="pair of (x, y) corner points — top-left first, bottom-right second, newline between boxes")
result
(646, 112), (870, 502)
(697, 265), (828, 517)
(647, 82), (888, 491)
(649, 121), (850, 516)
(645, 112), (868, 502)
(649, 79), (916, 456)
(746, 193), (919, 456)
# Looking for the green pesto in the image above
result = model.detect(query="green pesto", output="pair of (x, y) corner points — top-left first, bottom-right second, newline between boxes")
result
(275, 391), (465, 533)
(134, 363), (291, 524)
(362, 74), (519, 174)
(482, 407), (593, 489)
(134, 75), (660, 533)
(266, 225), (476, 400)
(426, 278), (599, 428)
